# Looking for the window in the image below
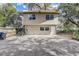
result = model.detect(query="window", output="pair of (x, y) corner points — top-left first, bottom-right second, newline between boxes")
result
(40, 27), (49, 31)
(28, 14), (36, 20)
(46, 14), (54, 20)
(40, 27), (44, 31)
(45, 27), (49, 31)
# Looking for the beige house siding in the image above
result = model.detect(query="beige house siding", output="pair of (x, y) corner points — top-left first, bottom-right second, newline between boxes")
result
(25, 25), (51, 35)
(22, 14), (59, 25)
(25, 25), (56, 35)
(50, 26), (56, 35)
(22, 13), (59, 35)
(23, 14), (46, 25)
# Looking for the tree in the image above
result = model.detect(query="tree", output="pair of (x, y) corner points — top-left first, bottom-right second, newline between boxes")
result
(0, 3), (17, 27)
(9, 13), (22, 28)
(59, 3), (79, 27)
(0, 3), (26, 35)
(59, 3), (79, 40)
(27, 3), (53, 10)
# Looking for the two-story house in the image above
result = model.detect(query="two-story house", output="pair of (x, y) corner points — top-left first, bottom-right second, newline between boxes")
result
(19, 10), (59, 35)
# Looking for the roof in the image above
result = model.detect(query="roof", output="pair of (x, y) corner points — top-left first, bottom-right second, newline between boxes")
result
(39, 17), (59, 26)
(19, 10), (59, 14)
(25, 17), (60, 26)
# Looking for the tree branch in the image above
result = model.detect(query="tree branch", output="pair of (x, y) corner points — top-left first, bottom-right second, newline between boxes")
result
(35, 4), (42, 10)
(44, 3), (47, 10)
(67, 17), (79, 27)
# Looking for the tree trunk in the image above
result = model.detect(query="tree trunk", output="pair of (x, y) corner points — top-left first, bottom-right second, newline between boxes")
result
(67, 17), (79, 27)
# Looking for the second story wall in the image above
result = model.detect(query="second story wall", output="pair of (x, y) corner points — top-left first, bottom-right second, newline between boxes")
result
(22, 14), (58, 25)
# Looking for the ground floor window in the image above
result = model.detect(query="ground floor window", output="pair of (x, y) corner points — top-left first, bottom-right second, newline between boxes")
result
(40, 27), (49, 31)
(40, 27), (44, 31)
(45, 27), (49, 31)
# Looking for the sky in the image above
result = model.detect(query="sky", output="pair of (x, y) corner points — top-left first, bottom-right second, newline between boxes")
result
(52, 3), (60, 8)
(15, 3), (60, 12)
(14, 3), (28, 11)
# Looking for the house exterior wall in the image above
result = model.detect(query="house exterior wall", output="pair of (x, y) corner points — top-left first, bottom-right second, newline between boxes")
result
(21, 14), (58, 35)
(25, 25), (51, 35)
(25, 25), (56, 35)
(22, 14), (56, 25)
(23, 14), (46, 25)
(50, 26), (56, 35)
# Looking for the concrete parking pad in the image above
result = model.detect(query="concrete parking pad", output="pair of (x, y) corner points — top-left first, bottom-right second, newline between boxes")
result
(0, 35), (78, 56)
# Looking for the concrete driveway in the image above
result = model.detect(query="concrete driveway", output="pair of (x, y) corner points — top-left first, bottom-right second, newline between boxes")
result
(0, 35), (79, 56)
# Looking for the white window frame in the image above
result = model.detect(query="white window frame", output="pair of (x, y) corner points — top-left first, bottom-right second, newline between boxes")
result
(40, 27), (49, 31)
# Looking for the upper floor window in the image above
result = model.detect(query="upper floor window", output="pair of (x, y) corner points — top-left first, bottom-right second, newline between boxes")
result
(46, 14), (54, 20)
(28, 14), (36, 20)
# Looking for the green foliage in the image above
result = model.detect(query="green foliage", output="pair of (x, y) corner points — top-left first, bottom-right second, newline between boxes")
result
(59, 3), (79, 40)
(59, 4), (79, 27)
(0, 14), (6, 27)
(63, 20), (75, 32)
(59, 4), (79, 16)
(0, 3), (17, 27)
(73, 30), (79, 41)
(27, 3), (52, 10)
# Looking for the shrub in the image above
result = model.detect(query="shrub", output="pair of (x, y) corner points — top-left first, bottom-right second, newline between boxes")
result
(73, 30), (79, 41)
